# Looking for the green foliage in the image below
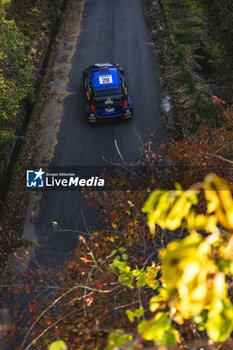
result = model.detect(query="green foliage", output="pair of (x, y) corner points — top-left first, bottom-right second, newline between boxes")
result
(142, 173), (233, 341)
(174, 30), (198, 44)
(107, 331), (133, 350)
(206, 299), (233, 342)
(205, 43), (224, 67)
(159, 0), (224, 131)
(26, 85), (36, 106)
(0, 0), (11, 10)
(149, 293), (165, 312)
(138, 312), (179, 346)
(126, 307), (144, 322)
(110, 250), (146, 289)
(200, 0), (233, 68)
(192, 310), (208, 331)
(110, 249), (161, 290)
(49, 340), (67, 350)
(0, 9), (32, 159)
(107, 174), (233, 347)
(0, 0), (65, 162)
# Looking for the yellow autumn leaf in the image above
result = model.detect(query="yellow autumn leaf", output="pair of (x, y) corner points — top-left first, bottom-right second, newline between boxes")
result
(204, 173), (233, 230)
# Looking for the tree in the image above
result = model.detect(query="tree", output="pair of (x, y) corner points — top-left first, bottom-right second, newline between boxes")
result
(4, 173), (233, 349)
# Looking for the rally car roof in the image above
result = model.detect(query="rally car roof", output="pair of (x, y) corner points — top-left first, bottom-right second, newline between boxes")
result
(90, 64), (121, 91)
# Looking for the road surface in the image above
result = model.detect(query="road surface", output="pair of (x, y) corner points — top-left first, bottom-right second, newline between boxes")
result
(31, 0), (163, 267)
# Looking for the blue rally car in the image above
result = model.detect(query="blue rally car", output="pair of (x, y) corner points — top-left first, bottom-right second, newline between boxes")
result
(83, 63), (133, 123)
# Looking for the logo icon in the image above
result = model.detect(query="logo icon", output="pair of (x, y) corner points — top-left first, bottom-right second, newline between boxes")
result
(105, 97), (113, 105)
(26, 168), (45, 188)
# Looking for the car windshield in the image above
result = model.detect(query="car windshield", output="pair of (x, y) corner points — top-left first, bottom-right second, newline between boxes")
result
(94, 88), (122, 97)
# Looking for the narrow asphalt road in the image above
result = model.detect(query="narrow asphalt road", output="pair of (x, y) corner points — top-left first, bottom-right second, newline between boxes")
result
(32, 0), (163, 267)
(2, 1), (163, 348)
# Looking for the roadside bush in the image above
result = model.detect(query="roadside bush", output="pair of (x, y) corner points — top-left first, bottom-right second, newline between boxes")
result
(0, 0), (66, 167)
(167, 103), (233, 187)
(0, 9), (32, 160)
(199, 0), (233, 63)
(160, 0), (222, 129)
(152, 0), (232, 136)
(3, 172), (233, 349)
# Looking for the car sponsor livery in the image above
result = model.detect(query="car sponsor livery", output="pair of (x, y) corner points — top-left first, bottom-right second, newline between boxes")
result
(83, 63), (133, 123)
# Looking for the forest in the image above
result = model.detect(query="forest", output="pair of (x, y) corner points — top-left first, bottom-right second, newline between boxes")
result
(0, 0), (233, 349)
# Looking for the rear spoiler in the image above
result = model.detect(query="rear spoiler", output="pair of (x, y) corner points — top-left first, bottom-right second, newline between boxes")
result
(93, 94), (123, 102)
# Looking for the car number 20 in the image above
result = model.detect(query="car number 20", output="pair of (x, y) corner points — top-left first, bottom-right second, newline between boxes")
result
(99, 74), (113, 84)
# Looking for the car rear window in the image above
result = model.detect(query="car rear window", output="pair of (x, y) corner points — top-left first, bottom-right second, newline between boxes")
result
(94, 88), (122, 97)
